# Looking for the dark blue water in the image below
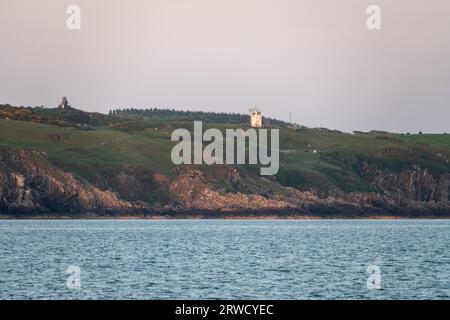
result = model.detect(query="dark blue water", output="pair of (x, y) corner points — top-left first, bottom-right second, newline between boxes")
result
(1, 220), (449, 299)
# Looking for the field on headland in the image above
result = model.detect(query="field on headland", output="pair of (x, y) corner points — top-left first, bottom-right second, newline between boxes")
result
(0, 104), (449, 218)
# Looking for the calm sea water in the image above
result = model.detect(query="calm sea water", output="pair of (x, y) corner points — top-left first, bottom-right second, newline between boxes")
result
(0, 219), (449, 300)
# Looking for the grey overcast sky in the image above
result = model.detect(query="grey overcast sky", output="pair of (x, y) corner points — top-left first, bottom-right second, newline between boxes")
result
(0, 0), (449, 133)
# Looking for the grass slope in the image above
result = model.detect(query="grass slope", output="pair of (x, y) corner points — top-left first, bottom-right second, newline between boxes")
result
(1, 106), (449, 195)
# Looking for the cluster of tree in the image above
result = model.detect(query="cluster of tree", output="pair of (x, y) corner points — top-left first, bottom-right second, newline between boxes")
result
(0, 104), (109, 127)
(109, 107), (289, 127)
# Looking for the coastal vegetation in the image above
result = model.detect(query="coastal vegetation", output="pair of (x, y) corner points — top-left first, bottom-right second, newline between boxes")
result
(0, 103), (449, 218)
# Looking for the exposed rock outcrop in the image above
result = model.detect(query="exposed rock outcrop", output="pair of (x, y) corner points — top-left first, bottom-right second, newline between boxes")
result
(0, 149), (145, 216)
(1, 149), (449, 218)
(373, 169), (450, 203)
(168, 167), (294, 212)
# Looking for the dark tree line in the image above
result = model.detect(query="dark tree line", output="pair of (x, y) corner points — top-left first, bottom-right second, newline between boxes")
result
(108, 107), (289, 127)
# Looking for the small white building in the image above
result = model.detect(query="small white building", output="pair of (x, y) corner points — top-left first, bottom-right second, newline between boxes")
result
(249, 106), (263, 128)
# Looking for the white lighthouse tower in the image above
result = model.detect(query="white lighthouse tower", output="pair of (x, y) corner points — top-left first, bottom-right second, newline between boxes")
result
(249, 106), (263, 128)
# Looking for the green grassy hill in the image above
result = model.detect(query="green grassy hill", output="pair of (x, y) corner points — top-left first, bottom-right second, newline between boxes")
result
(1, 105), (450, 193)
(1, 104), (449, 217)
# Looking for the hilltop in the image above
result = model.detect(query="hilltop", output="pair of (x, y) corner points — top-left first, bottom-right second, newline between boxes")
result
(1, 103), (449, 218)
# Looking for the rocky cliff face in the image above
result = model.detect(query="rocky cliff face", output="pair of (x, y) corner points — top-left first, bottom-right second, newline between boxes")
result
(373, 169), (450, 203)
(168, 167), (296, 212)
(0, 149), (145, 216)
(1, 149), (449, 218)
